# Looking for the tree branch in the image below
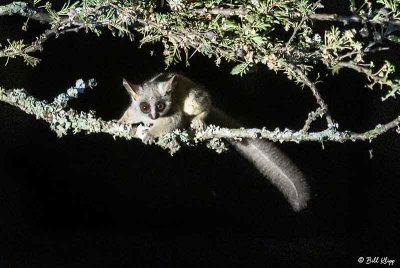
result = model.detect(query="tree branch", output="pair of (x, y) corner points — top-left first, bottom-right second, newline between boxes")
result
(335, 61), (400, 100)
(193, 7), (400, 27)
(0, 79), (134, 138)
(1, 80), (399, 157)
(197, 118), (400, 142)
(0, 1), (50, 23)
(0, 24), (83, 66)
(307, 13), (400, 27)
(193, 7), (247, 17)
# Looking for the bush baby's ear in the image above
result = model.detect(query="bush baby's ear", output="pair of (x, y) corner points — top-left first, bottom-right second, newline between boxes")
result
(160, 74), (177, 95)
(122, 78), (140, 100)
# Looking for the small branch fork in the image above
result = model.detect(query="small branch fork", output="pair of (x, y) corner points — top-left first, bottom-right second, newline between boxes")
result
(287, 63), (335, 130)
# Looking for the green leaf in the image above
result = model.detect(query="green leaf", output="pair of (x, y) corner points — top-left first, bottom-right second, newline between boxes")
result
(251, 35), (265, 46)
(231, 63), (249, 75)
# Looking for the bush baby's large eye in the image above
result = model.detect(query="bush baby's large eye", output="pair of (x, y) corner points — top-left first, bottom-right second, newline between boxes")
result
(156, 102), (165, 112)
(140, 102), (150, 113)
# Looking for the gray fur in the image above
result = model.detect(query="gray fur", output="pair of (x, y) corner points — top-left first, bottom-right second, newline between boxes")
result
(120, 73), (310, 210)
(211, 107), (309, 211)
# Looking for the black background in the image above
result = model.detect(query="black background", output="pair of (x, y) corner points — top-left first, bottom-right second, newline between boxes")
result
(0, 1), (399, 267)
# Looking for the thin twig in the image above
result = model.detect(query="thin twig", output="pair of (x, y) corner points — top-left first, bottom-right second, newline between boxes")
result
(0, 23), (83, 64)
(307, 13), (400, 26)
(285, 1), (321, 51)
(193, 7), (246, 17)
(301, 107), (326, 133)
(25, 25), (84, 54)
(336, 62), (387, 86)
(288, 63), (334, 126)
(286, 15), (307, 51)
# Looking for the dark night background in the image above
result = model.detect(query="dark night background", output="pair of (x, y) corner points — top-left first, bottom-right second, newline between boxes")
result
(0, 1), (399, 267)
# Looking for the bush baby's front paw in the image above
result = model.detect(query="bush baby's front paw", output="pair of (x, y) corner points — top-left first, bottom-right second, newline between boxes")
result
(142, 131), (155, 145)
(191, 118), (206, 131)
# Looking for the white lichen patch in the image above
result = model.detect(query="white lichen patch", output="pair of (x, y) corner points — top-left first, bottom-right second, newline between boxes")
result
(206, 138), (228, 154)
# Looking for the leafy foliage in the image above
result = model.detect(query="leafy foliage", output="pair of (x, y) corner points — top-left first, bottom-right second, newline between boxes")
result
(1, 0), (400, 102)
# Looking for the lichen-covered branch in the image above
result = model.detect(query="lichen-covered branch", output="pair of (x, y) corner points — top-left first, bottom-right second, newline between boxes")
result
(0, 79), (134, 140)
(0, 1), (50, 22)
(301, 107), (326, 133)
(1, 80), (399, 157)
(197, 118), (400, 143)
